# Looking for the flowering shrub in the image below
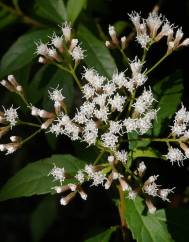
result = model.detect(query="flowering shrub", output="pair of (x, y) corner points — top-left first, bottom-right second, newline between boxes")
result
(0, 1), (189, 241)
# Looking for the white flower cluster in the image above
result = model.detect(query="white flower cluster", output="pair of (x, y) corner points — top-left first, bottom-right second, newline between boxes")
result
(171, 105), (189, 137)
(49, 159), (174, 208)
(143, 174), (175, 203)
(124, 88), (157, 134)
(165, 105), (189, 165)
(1, 106), (19, 128)
(129, 11), (189, 51)
(48, 62), (157, 151)
(36, 22), (85, 64)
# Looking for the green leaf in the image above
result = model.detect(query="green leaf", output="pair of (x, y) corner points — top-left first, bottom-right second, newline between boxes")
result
(84, 227), (116, 242)
(0, 154), (85, 201)
(78, 25), (117, 78)
(36, 0), (67, 23)
(30, 196), (57, 242)
(114, 21), (129, 35)
(128, 131), (151, 150)
(28, 65), (74, 109)
(67, 0), (87, 24)
(132, 148), (162, 159)
(125, 196), (174, 242)
(152, 71), (183, 136)
(165, 208), (189, 242)
(0, 29), (53, 78)
(42, 69), (74, 110)
(0, 9), (17, 29)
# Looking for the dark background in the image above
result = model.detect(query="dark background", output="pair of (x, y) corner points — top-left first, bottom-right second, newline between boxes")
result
(0, 0), (189, 241)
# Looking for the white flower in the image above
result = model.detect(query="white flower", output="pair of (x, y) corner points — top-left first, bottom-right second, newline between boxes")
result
(103, 82), (116, 95)
(101, 132), (118, 149)
(109, 93), (126, 112)
(51, 34), (63, 49)
(64, 122), (80, 140)
(49, 123), (64, 136)
(136, 33), (151, 49)
(108, 25), (116, 38)
(61, 22), (71, 42)
(94, 94), (108, 107)
(83, 120), (98, 145)
(128, 11), (141, 33)
(35, 41), (49, 56)
(71, 45), (85, 61)
(49, 165), (65, 183)
(82, 84), (95, 99)
(115, 150), (127, 164)
(129, 57), (143, 76)
(133, 88), (154, 114)
(3, 106), (19, 128)
(123, 118), (137, 132)
(143, 182), (159, 197)
(85, 164), (94, 176)
(75, 170), (85, 183)
(128, 190), (137, 200)
(112, 71), (127, 88)
(171, 122), (186, 136)
(159, 188), (175, 202)
(91, 171), (107, 186)
(83, 68), (106, 89)
(94, 106), (109, 122)
(48, 86), (65, 106)
(146, 12), (163, 38)
(73, 111), (88, 124)
(137, 161), (146, 176)
(166, 146), (186, 166)
(80, 101), (95, 118)
(174, 105), (189, 123)
(109, 121), (122, 134)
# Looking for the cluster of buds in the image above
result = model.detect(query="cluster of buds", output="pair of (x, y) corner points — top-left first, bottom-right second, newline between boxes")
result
(0, 75), (23, 95)
(105, 25), (129, 50)
(0, 136), (21, 155)
(31, 86), (67, 130)
(129, 11), (189, 52)
(49, 158), (174, 209)
(36, 22), (85, 65)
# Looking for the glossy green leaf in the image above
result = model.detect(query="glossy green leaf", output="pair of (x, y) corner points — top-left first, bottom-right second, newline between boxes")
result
(84, 227), (116, 242)
(152, 71), (183, 136)
(67, 0), (87, 24)
(78, 25), (117, 78)
(128, 131), (151, 150)
(0, 154), (85, 201)
(132, 148), (162, 159)
(0, 29), (53, 78)
(30, 196), (57, 242)
(125, 196), (174, 242)
(36, 0), (67, 23)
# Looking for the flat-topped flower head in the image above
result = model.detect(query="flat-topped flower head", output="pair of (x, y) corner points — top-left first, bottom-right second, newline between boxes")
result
(35, 41), (49, 56)
(71, 45), (85, 62)
(51, 33), (63, 49)
(49, 165), (65, 183)
(48, 86), (65, 103)
(3, 106), (19, 128)
(166, 146), (186, 166)
(146, 12), (163, 38)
